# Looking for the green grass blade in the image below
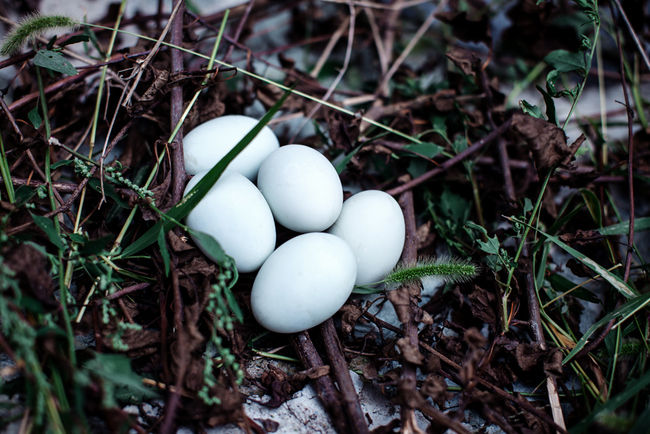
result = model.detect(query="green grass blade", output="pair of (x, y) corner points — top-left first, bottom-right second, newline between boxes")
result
(598, 217), (650, 236)
(563, 291), (650, 363)
(571, 369), (650, 433)
(119, 90), (289, 259)
(510, 216), (637, 299)
(0, 132), (15, 203)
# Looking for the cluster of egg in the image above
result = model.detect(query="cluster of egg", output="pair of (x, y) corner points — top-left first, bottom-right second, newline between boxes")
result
(183, 115), (405, 333)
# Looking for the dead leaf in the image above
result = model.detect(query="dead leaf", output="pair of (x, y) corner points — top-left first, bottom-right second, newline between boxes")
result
(326, 110), (360, 150)
(387, 287), (412, 324)
(446, 47), (480, 77)
(543, 349), (563, 377)
(421, 374), (449, 406)
(396, 337), (424, 365)
(339, 303), (363, 335)
(515, 343), (544, 371)
(4, 244), (56, 310)
(511, 113), (583, 171)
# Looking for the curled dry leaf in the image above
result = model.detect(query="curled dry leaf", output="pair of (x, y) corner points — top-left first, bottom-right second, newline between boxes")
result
(396, 337), (424, 365)
(511, 113), (584, 171)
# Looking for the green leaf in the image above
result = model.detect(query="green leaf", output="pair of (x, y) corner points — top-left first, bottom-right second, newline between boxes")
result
(519, 100), (544, 119)
(544, 49), (587, 75)
(546, 273), (600, 304)
(335, 144), (362, 174)
(78, 235), (113, 256)
(119, 90), (290, 259)
(402, 142), (444, 158)
(580, 188), (602, 226)
(536, 85), (557, 125)
(223, 285), (243, 323)
(59, 34), (89, 47)
(30, 212), (65, 249)
(188, 229), (229, 266)
(50, 159), (73, 170)
(157, 227), (170, 277)
(28, 106), (43, 129)
(87, 178), (129, 209)
(83, 353), (157, 407)
(629, 404), (650, 434)
(598, 217), (650, 236)
(33, 49), (77, 76)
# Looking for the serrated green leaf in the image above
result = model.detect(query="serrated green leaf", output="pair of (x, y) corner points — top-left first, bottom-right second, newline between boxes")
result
(33, 49), (77, 76)
(28, 106), (42, 129)
(544, 49), (587, 74)
(30, 212), (65, 249)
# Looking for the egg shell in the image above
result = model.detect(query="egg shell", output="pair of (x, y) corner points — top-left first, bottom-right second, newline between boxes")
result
(328, 190), (405, 285)
(183, 115), (279, 179)
(251, 233), (357, 333)
(184, 172), (276, 273)
(256, 145), (343, 232)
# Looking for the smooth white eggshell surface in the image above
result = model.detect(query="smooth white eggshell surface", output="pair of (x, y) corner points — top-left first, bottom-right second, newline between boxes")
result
(251, 233), (357, 333)
(183, 115), (279, 179)
(328, 190), (405, 285)
(184, 172), (276, 273)
(256, 145), (343, 232)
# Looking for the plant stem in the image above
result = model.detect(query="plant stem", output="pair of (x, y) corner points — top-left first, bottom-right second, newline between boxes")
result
(502, 169), (553, 331)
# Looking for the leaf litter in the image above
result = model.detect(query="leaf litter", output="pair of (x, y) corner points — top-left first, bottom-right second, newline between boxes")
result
(0, 0), (648, 433)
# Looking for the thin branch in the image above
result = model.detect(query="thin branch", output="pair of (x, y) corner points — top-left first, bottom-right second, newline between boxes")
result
(289, 2), (356, 143)
(611, 0), (650, 72)
(320, 319), (369, 434)
(291, 331), (348, 433)
(386, 118), (512, 196)
(170, 0), (186, 204)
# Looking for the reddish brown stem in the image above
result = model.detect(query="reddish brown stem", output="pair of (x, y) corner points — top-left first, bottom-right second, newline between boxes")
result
(170, 0), (186, 205)
(386, 119), (512, 196)
(291, 331), (348, 433)
(320, 319), (369, 434)
(160, 262), (188, 434)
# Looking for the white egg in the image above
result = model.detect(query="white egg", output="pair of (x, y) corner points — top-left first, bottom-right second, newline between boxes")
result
(328, 190), (405, 285)
(183, 115), (279, 180)
(184, 171), (276, 273)
(251, 233), (357, 333)
(257, 145), (343, 232)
